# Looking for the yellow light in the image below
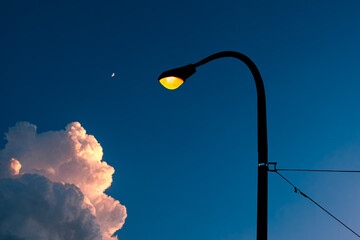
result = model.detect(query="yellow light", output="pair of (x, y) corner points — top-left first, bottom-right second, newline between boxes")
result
(159, 77), (184, 90)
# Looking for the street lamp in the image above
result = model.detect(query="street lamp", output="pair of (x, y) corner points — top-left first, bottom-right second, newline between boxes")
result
(158, 51), (268, 240)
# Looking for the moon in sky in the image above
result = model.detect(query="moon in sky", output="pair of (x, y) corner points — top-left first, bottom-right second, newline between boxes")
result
(111, 73), (115, 77)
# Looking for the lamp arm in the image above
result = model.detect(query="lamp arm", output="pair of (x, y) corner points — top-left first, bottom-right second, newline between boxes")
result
(194, 51), (268, 164)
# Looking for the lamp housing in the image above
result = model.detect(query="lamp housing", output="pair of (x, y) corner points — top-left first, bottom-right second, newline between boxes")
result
(158, 64), (196, 90)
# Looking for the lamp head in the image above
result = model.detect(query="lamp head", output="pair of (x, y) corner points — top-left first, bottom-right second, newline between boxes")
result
(158, 64), (196, 90)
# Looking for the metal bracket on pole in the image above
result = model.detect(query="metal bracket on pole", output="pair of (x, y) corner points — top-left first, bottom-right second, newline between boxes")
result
(267, 162), (277, 172)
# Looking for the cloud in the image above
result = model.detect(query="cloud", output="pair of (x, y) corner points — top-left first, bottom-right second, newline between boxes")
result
(0, 122), (127, 240)
(0, 174), (101, 240)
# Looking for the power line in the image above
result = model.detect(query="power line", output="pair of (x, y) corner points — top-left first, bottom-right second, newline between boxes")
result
(276, 169), (360, 173)
(266, 163), (360, 173)
(273, 170), (360, 238)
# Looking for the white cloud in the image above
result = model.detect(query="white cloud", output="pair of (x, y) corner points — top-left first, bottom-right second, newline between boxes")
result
(0, 122), (127, 240)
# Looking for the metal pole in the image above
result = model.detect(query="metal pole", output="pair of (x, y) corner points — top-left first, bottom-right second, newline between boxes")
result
(194, 51), (268, 240)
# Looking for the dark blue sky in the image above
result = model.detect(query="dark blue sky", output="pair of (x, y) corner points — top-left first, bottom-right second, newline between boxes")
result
(1, 0), (360, 239)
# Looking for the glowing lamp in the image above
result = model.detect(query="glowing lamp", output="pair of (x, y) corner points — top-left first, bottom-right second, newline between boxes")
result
(159, 77), (184, 90)
(158, 64), (196, 90)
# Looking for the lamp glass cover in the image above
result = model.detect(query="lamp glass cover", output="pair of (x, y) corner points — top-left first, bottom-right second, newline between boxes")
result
(159, 77), (184, 90)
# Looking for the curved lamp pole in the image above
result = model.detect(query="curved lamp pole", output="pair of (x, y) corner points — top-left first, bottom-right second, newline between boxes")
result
(158, 51), (268, 240)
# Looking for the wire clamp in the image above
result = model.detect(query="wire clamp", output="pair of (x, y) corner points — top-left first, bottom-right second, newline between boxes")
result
(267, 162), (277, 172)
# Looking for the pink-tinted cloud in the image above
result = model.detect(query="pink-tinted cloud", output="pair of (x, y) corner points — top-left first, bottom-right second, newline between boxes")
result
(0, 122), (127, 240)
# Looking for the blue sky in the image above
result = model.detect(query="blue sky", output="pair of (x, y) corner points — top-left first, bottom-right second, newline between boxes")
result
(1, 0), (360, 239)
